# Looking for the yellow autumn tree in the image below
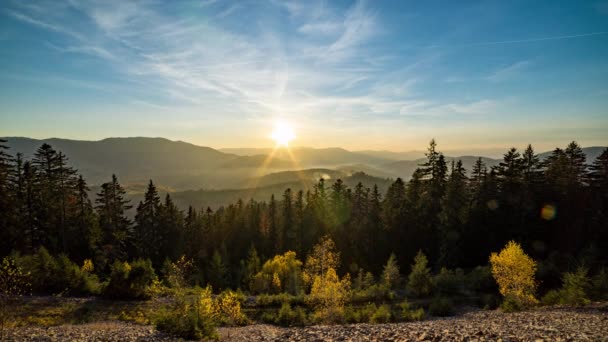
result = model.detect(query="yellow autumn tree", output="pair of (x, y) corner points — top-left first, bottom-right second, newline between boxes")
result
(303, 236), (340, 288)
(489, 241), (538, 308)
(250, 251), (303, 294)
(308, 267), (351, 323)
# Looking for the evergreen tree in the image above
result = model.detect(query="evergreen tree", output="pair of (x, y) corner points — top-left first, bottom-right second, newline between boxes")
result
(208, 249), (228, 291)
(292, 190), (305, 256)
(70, 175), (99, 261)
(95, 174), (132, 266)
(381, 252), (401, 289)
(0, 140), (13, 255)
(280, 188), (293, 254)
(158, 194), (183, 264)
(438, 160), (468, 267)
(134, 180), (161, 260)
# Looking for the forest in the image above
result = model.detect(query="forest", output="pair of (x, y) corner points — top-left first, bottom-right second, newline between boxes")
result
(1, 138), (607, 339)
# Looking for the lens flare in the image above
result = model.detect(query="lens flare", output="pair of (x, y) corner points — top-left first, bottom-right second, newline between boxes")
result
(541, 204), (557, 220)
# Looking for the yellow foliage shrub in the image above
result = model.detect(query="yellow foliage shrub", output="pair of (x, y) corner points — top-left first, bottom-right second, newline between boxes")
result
(489, 241), (538, 308)
(308, 267), (351, 323)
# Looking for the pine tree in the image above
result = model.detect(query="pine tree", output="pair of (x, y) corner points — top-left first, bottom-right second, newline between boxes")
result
(158, 194), (183, 264)
(407, 250), (432, 297)
(243, 245), (261, 290)
(71, 175), (99, 261)
(95, 174), (132, 266)
(0, 140), (14, 255)
(55, 152), (79, 253)
(32, 143), (60, 251)
(381, 253), (401, 289)
(134, 180), (161, 260)
(368, 184), (383, 272)
(208, 249), (228, 291)
(267, 194), (278, 255)
(564, 141), (588, 186)
(470, 157), (487, 193)
(438, 160), (468, 267)
(292, 190), (305, 256)
(281, 188), (293, 254)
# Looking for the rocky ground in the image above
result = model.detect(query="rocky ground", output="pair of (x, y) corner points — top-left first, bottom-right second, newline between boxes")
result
(4, 305), (607, 341)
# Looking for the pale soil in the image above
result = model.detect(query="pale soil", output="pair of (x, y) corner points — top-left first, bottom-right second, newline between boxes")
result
(4, 304), (607, 341)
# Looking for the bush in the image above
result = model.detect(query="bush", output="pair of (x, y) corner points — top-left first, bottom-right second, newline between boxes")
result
(381, 253), (401, 290)
(540, 290), (561, 306)
(407, 250), (432, 297)
(591, 268), (608, 301)
(479, 293), (500, 309)
(260, 311), (277, 324)
(541, 267), (591, 306)
(156, 288), (218, 340)
(433, 268), (465, 296)
(216, 290), (248, 326)
(251, 251), (303, 295)
(344, 303), (377, 323)
(466, 266), (496, 294)
(17, 248), (99, 295)
(104, 259), (159, 299)
(255, 293), (305, 307)
(399, 300), (425, 321)
(500, 294), (525, 312)
(370, 304), (392, 323)
(489, 241), (538, 309)
(428, 297), (454, 316)
(351, 283), (394, 303)
(308, 268), (350, 324)
(276, 302), (307, 326)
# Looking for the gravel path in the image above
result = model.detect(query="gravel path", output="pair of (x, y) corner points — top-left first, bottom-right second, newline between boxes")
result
(5, 305), (607, 341)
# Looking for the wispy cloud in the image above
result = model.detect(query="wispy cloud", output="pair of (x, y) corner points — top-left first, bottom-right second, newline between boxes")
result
(217, 4), (242, 18)
(486, 60), (531, 82)
(4, 0), (468, 128)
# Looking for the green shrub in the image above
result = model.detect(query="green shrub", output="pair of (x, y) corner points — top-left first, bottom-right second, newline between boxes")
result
(344, 303), (377, 323)
(466, 266), (496, 294)
(370, 304), (391, 323)
(351, 284), (394, 303)
(260, 311), (277, 324)
(156, 290), (218, 340)
(255, 293), (305, 307)
(276, 302), (307, 326)
(428, 297), (454, 316)
(479, 293), (500, 309)
(591, 268), (608, 301)
(541, 290), (561, 306)
(104, 259), (159, 299)
(541, 267), (591, 306)
(399, 300), (425, 321)
(407, 250), (432, 297)
(17, 248), (99, 295)
(500, 294), (525, 312)
(433, 268), (465, 296)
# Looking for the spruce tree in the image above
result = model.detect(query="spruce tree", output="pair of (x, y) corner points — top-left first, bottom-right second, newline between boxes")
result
(95, 174), (132, 265)
(134, 180), (161, 261)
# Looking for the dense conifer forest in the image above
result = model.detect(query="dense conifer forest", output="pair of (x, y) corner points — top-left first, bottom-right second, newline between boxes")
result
(1, 138), (607, 293)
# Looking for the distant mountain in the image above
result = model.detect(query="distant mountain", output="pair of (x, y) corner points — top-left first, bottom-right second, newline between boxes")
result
(169, 171), (393, 210)
(3, 137), (604, 192)
(354, 150), (426, 161)
(1, 137), (287, 189)
(220, 147), (392, 167)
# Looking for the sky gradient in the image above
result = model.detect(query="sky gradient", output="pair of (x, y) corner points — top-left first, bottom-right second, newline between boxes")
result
(1, 0), (607, 152)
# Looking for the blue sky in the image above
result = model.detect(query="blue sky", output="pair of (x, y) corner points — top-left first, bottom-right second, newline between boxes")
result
(1, 0), (607, 152)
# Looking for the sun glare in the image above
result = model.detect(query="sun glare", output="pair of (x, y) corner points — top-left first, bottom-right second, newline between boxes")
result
(271, 121), (295, 147)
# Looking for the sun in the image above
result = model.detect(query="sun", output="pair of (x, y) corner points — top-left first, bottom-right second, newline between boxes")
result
(271, 121), (296, 147)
